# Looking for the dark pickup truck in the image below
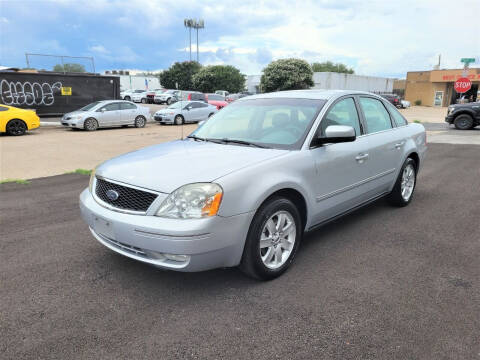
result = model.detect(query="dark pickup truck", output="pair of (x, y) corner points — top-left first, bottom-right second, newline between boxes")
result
(445, 102), (480, 130)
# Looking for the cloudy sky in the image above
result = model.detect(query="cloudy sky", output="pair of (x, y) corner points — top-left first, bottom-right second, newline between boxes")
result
(0, 0), (478, 78)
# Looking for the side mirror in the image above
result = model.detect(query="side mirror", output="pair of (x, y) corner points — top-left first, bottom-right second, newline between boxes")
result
(198, 120), (206, 128)
(313, 125), (356, 146)
(99, 108), (106, 112)
(185, 106), (191, 111)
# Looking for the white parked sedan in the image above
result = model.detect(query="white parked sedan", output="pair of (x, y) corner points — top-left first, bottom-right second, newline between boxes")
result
(153, 101), (218, 125)
(61, 100), (150, 131)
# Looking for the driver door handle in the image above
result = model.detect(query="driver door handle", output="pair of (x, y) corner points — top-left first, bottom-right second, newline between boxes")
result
(355, 153), (369, 162)
(395, 141), (405, 149)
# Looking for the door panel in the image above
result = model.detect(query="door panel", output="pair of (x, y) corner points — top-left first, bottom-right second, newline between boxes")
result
(310, 137), (376, 224)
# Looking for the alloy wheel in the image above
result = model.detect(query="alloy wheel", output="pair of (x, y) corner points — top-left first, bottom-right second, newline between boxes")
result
(7, 120), (27, 136)
(401, 163), (415, 201)
(260, 211), (296, 269)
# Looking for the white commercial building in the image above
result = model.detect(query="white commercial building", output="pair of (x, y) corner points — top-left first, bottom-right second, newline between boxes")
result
(103, 70), (161, 91)
(246, 72), (394, 94)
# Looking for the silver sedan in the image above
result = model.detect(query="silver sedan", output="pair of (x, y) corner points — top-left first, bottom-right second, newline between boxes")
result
(61, 100), (150, 131)
(153, 100), (218, 125)
(80, 90), (427, 279)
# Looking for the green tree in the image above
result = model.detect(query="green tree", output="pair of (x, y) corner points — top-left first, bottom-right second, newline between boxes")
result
(192, 65), (246, 93)
(53, 63), (86, 73)
(159, 61), (202, 90)
(311, 61), (354, 74)
(260, 58), (314, 93)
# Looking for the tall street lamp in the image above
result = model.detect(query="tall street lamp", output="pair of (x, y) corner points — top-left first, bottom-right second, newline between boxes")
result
(184, 18), (205, 62)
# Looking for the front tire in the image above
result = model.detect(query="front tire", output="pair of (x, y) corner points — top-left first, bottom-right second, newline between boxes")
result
(83, 118), (98, 131)
(387, 158), (417, 207)
(6, 119), (27, 136)
(134, 116), (146, 128)
(166, 98), (172, 105)
(453, 114), (474, 130)
(240, 197), (302, 280)
(174, 115), (184, 125)
(124, 96), (131, 101)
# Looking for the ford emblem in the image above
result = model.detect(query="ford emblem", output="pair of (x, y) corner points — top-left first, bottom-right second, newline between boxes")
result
(106, 189), (119, 201)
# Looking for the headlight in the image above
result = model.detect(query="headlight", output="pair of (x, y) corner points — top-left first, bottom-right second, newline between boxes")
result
(156, 183), (223, 219)
(89, 168), (96, 193)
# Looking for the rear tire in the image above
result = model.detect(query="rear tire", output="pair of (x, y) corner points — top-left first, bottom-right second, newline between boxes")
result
(174, 115), (184, 125)
(141, 98), (147, 104)
(124, 96), (131, 101)
(83, 118), (98, 131)
(387, 158), (417, 207)
(134, 116), (146, 128)
(240, 197), (302, 280)
(6, 119), (27, 136)
(453, 114), (474, 130)
(166, 98), (172, 105)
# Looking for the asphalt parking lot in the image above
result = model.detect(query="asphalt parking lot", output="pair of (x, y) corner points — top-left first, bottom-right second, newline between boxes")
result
(1, 143), (479, 360)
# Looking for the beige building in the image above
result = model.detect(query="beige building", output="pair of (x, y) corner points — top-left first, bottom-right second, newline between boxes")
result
(405, 68), (480, 107)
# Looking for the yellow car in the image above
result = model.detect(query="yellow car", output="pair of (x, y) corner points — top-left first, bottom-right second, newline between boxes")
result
(0, 105), (40, 136)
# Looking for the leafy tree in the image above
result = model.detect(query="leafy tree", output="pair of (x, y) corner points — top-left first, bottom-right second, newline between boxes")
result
(159, 61), (202, 90)
(192, 65), (245, 93)
(260, 58), (314, 93)
(53, 63), (86, 73)
(311, 61), (354, 74)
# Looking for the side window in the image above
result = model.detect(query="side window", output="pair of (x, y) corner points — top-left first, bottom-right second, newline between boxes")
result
(0, 106), (8, 112)
(198, 103), (208, 108)
(320, 97), (361, 136)
(359, 97), (393, 133)
(190, 102), (201, 109)
(101, 103), (120, 111)
(385, 102), (408, 126)
(120, 102), (136, 110)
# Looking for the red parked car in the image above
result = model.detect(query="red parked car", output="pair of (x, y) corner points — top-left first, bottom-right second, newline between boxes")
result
(205, 93), (228, 110)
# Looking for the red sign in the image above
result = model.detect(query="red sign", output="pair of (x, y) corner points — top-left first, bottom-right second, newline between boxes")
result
(454, 77), (472, 93)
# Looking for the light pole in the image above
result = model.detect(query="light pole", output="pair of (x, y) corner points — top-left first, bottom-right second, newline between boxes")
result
(184, 18), (204, 62)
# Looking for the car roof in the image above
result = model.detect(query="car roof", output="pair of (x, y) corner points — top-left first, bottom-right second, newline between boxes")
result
(236, 89), (383, 102)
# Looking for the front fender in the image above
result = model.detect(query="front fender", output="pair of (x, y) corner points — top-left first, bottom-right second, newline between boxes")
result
(216, 152), (316, 226)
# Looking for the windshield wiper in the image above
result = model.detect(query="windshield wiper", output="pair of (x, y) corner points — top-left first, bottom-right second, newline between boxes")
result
(218, 138), (269, 148)
(186, 135), (205, 141)
(186, 135), (223, 144)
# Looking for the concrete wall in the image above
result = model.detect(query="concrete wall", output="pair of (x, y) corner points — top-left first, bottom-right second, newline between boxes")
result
(312, 72), (394, 93)
(246, 72), (394, 94)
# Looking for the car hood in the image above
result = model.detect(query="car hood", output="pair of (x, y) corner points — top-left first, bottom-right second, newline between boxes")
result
(64, 110), (87, 118)
(96, 140), (288, 193)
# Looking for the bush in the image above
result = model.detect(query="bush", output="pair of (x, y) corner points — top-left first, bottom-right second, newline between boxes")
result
(414, 99), (422, 106)
(260, 58), (314, 93)
(192, 65), (245, 93)
(159, 61), (202, 90)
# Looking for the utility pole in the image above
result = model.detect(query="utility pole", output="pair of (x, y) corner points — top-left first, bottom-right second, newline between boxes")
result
(184, 18), (204, 63)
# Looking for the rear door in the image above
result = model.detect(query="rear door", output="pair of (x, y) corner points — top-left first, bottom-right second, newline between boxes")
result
(120, 102), (137, 124)
(97, 102), (121, 127)
(356, 96), (405, 193)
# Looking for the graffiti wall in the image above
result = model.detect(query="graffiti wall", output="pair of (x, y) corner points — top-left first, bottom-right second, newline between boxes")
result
(0, 72), (120, 115)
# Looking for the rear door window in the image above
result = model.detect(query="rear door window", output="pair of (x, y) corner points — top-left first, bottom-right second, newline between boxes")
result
(359, 97), (393, 133)
(385, 102), (408, 126)
(120, 103), (136, 110)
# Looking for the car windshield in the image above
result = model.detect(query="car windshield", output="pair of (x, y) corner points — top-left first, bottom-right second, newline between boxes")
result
(167, 102), (183, 109)
(165, 90), (176, 94)
(80, 101), (102, 111)
(191, 98), (326, 150)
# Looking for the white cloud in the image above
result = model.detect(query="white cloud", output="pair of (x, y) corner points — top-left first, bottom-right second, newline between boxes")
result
(89, 45), (109, 54)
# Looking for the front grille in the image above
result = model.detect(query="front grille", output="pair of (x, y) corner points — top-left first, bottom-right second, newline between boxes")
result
(95, 178), (158, 212)
(103, 236), (147, 257)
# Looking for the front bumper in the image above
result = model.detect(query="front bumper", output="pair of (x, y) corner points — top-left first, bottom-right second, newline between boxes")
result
(154, 114), (174, 123)
(61, 119), (82, 128)
(445, 114), (454, 124)
(79, 188), (253, 272)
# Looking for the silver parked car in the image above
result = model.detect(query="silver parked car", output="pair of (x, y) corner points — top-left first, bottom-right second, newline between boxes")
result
(62, 100), (150, 131)
(153, 101), (217, 125)
(80, 90), (427, 279)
